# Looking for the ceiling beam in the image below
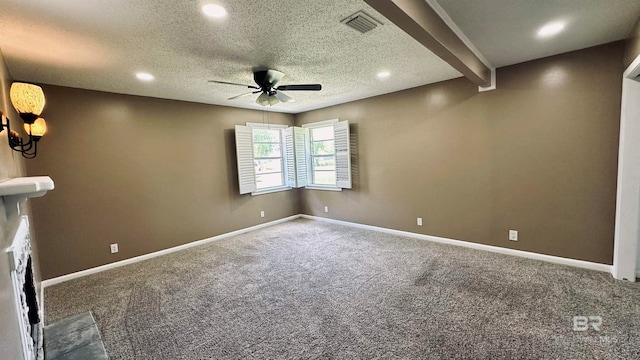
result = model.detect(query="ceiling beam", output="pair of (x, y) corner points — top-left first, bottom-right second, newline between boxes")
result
(365, 0), (492, 87)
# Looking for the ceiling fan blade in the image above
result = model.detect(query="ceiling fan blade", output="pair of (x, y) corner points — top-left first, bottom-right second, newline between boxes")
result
(274, 91), (294, 103)
(276, 84), (322, 91)
(209, 80), (259, 89)
(227, 91), (256, 100)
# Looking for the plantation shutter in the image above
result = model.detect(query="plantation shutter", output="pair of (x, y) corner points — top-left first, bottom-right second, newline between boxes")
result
(235, 125), (256, 194)
(293, 127), (309, 188)
(334, 120), (351, 189)
(282, 127), (309, 188)
(282, 127), (296, 187)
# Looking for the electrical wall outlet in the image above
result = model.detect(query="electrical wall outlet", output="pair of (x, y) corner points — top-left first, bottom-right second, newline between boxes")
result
(324, 206), (329, 213)
(110, 243), (118, 254)
(417, 217), (423, 226)
(509, 230), (518, 241)
(260, 210), (265, 218)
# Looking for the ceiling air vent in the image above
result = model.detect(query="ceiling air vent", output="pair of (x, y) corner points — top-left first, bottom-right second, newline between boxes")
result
(341, 11), (382, 34)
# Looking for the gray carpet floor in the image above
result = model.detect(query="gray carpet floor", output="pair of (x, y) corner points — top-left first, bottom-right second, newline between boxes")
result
(45, 218), (640, 359)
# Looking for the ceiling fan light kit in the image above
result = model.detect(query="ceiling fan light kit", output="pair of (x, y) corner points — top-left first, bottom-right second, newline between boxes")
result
(256, 92), (279, 106)
(209, 69), (322, 107)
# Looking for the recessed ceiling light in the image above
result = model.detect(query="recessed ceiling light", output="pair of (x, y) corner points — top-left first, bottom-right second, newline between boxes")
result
(202, 4), (227, 19)
(537, 21), (565, 38)
(136, 72), (154, 81)
(376, 71), (390, 79)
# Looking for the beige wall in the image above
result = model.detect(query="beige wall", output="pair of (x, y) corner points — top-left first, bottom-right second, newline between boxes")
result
(0, 49), (31, 359)
(25, 41), (625, 280)
(297, 42), (624, 265)
(625, 17), (640, 68)
(25, 86), (300, 279)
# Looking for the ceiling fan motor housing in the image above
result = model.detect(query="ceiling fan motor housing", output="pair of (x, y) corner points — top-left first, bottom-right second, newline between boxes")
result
(254, 70), (284, 90)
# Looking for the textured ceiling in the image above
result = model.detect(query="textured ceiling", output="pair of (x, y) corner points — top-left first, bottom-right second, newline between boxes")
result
(0, 0), (461, 113)
(435, 0), (640, 68)
(1, 1), (639, 114)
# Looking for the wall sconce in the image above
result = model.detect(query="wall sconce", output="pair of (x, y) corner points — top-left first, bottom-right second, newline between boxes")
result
(0, 82), (47, 159)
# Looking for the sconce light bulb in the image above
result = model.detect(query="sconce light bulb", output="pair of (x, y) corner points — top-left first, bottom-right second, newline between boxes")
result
(24, 118), (47, 137)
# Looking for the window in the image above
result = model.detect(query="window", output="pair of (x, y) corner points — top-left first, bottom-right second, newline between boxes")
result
(303, 119), (351, 190)
(309, 125), (336, 186)
(235, 120), (350, 195)
(252, 128), (284, 190)
(234, 123), (288, 195)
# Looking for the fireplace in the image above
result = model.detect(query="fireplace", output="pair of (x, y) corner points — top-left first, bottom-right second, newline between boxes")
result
(7, 216), (43, 360)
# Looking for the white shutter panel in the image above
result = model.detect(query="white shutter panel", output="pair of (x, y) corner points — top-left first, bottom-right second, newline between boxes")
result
(293, 127), (309, 187)
(334, 120), (351, 189)
(282, 127), (308, 188)
(282, 127), (296, 187)
(235, 125), (256, 194)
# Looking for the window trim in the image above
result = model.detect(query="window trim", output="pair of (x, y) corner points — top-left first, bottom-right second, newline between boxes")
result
(305, 185), (342, 192)
(246, 123), (289, 130)
(301, 119), (339, 129)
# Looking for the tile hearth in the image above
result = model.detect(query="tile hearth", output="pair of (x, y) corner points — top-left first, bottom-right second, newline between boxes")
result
(44, 312), (108, 360)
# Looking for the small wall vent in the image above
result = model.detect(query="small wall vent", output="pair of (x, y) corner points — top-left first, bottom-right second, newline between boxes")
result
(341, 11), (382, 34)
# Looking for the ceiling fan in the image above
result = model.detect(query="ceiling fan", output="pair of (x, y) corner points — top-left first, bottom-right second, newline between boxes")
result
(208, 69), (322, 106)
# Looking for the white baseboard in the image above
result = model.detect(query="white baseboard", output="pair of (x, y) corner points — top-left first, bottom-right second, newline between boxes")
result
(42, 213), (614, 288)
(42, 215), (301, 288)
(300, 215), (612, 273)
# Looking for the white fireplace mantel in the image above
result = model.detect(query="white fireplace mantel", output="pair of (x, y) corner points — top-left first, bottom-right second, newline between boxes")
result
(0, 176), (54, 198)
(0, 177), (54, 218)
